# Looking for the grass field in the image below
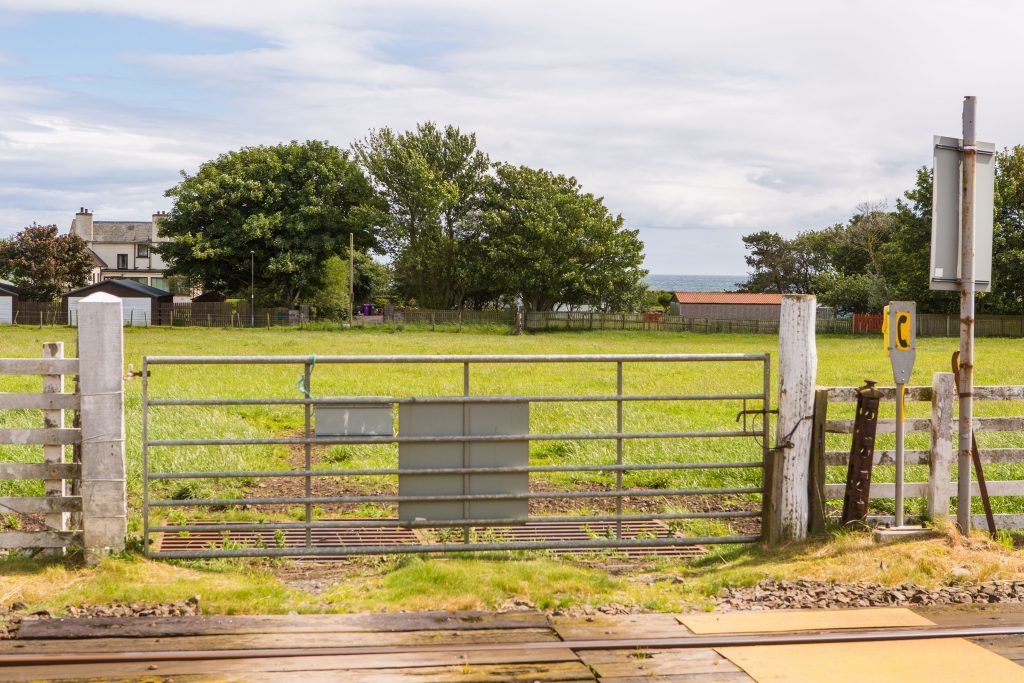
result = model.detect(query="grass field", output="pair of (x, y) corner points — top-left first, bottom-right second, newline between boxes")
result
(3, 324), (1024, 615)
(3, 325), (1024, 519)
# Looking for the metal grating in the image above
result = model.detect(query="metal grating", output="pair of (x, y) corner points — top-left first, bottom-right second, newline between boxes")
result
(484, 520), (706, 557)
(154, 519), (705, 558)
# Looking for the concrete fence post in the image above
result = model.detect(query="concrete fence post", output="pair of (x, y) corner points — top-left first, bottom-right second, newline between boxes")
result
(928, 372), (956, 521)
(77, 293), (126, 562)
(767, 294), (817, 543)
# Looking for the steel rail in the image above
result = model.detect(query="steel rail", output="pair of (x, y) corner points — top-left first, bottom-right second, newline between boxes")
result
(145, 392), (766, 406)
(150, 510), (762, 533)
(146, 460), (765, 480)
(147, 486), (763, 507)
(146, 430), (760, 447)
(146, 534), (761, 558)
(3, 625), (1023, 667)
(144, 353), (770, 365)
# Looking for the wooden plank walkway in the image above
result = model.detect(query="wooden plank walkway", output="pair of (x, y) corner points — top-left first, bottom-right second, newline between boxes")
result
(2, 606), (1023, 681)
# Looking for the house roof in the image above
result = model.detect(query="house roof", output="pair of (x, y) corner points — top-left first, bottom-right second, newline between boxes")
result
(672, 292), (784, 305)
(86, 248), (107, 268)
(67, 279), (171, 298)
(89, 221), (155, 243)
(0, 281), (21, 296)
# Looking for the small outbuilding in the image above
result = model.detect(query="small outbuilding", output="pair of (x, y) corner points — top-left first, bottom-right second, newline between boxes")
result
(669, 292), (783, 321)
(63, 280), (173, 326)
(0, 282), (19, 324)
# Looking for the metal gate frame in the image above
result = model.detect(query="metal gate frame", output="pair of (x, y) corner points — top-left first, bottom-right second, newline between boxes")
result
(142, 353), (771, 558)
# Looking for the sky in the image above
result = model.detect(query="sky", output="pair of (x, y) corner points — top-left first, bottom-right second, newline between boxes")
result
(1, 1), (1022, 275)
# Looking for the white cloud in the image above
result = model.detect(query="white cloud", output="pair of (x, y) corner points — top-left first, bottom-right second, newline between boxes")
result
(1, 0), (1022, 273)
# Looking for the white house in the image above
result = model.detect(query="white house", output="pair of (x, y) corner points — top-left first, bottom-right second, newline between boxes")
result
(69, 208), (173, 291)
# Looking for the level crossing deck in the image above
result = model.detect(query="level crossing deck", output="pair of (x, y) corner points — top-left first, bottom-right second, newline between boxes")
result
(2, 605), (1024, 681)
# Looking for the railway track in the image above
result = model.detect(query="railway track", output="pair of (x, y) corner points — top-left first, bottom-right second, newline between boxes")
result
(3, 624), (1024, 668)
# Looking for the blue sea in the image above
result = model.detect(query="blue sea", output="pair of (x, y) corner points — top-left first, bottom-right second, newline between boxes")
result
(644, 274), (747, 292)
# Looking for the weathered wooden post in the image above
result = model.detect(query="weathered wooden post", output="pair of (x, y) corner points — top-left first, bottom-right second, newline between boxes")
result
(928, 372), (955, 521)
(767, 294), (817, 543)
(77, 292), (126, 562)
(42, 342), (67, 556)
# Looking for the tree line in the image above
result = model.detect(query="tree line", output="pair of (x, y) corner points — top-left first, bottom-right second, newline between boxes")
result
(156, 123), (648, 313)
(740, 146), (1024, 315)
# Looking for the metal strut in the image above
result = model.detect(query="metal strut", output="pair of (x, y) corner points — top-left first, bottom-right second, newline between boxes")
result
(841, 379), (882, 525)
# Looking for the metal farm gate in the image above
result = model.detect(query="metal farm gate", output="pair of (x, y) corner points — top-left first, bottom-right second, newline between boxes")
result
(141, 353), (771, 559)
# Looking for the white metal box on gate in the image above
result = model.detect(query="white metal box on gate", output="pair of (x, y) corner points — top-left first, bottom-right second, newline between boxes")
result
(398, 402), (529, 522)
(315, 403), (394, 437)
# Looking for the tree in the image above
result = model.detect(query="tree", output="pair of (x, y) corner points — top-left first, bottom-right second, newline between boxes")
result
(354, 122), (490, 309)
(0, 224), (93, 301)
(482, 164), (647, 311)
(738, 230), (823, 294)
(156, 140), (378, 307)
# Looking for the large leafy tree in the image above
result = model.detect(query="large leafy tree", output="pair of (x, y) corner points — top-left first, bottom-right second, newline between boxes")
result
(482, 164), (647, 311)
(0, 225), (93, 301)
(156, 140), (377, 307)
(354, 122), (489, 309)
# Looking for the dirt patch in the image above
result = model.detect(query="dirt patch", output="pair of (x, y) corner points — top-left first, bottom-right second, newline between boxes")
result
(241, 439), (760, 537)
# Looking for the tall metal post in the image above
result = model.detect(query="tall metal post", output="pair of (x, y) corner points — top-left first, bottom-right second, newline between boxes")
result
(894, 384), (905, 527)
(957, 96), (977, 533)
(348, 232), (355, 325)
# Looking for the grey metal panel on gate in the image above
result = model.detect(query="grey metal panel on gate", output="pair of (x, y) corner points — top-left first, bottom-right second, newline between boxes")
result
(930, 135), (994, 292)
(316, 403), (394, 437)
(398, 402), (529, 522)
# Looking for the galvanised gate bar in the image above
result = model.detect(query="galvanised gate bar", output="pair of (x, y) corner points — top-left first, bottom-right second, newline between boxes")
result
(141, 353), (770, 559)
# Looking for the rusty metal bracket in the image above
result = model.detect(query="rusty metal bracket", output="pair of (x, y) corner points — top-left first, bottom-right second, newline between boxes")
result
(952, 350), (996, 537)
(841, 379), (882, 525)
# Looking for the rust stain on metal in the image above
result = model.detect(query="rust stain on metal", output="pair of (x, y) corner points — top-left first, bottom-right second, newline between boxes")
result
(841, 380), (882, 525)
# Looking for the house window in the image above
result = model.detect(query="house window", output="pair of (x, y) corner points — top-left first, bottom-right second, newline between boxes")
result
(116, 254), (128, 269)
(137, 244), (150, 258)
(149, 277), (168, 291)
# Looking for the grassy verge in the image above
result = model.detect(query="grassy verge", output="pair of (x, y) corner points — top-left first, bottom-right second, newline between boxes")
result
(2, 527), (1022, 617)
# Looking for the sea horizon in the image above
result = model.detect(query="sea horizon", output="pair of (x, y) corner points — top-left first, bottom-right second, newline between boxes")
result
(644, 273), (747, 292)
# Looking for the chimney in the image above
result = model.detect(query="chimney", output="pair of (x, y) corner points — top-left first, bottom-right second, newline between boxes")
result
(151, 210), (167, 241)
(74, 207), (94, 241)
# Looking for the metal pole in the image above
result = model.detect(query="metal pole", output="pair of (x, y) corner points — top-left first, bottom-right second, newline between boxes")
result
(958, 96), (977, 534)
(895, 383), (905, 527)
(250, 250), (255, 327)
(348, 232), (354, 325)
(615, 361), (623, 539)
(304, 362), (312, 547)
(462, 362), (471, 543)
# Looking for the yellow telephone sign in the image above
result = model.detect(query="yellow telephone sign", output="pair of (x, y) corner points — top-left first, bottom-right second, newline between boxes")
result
(883, 301), (916, 384)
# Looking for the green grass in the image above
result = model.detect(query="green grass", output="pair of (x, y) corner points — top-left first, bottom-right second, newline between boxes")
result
(3, 325), (1024, 521)
(6, 324), (1024, 616)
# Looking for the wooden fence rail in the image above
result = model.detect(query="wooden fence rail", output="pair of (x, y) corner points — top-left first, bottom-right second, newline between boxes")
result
(0, 293), (126, 561)
(812, 376), (1024, 530)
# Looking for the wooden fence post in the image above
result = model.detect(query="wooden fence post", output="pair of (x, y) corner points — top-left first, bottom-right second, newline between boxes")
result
(77, 293), (126, 562)
(767, 294), (817, 543)
(807, 388), (829, 536)
(42, 342), (67, 555)
(928, 372), (955, 521)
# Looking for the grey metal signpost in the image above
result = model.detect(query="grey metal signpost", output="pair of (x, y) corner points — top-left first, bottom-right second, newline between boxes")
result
(885, 301), (916, 528)
(930, 96), (994, 534)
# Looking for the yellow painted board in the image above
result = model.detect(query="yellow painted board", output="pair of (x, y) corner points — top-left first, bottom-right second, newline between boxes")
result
(678, 607), (934, 635)
(718, 638), (1024, 683)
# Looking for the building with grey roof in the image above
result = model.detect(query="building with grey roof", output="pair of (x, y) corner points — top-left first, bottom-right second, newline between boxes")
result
(69, 208), (174, 292)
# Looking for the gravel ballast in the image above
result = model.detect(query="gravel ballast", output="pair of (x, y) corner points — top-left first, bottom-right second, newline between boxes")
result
(716, 579), (1024, 610)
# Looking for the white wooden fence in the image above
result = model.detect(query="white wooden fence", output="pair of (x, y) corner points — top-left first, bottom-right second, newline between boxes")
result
(812, 376), (1024, 530)
(0, 293), (126, 561)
